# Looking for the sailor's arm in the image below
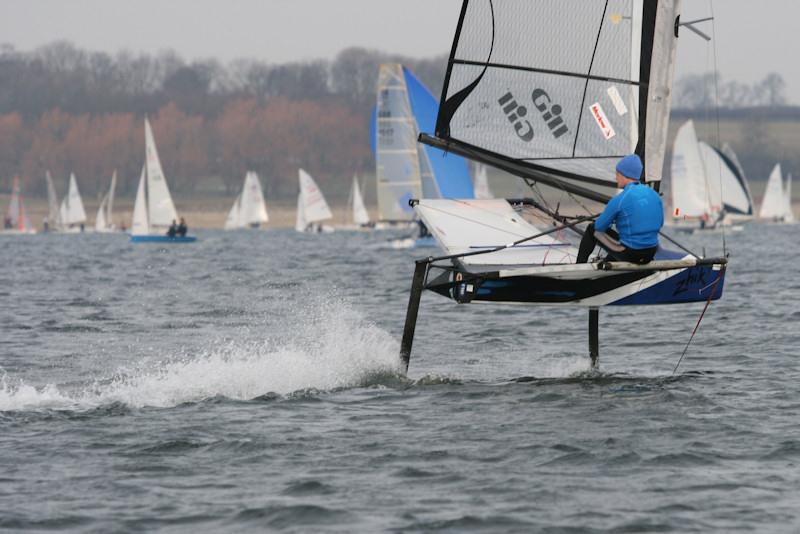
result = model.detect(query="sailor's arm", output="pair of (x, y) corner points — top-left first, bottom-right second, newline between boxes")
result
(594, 195), (621, 232)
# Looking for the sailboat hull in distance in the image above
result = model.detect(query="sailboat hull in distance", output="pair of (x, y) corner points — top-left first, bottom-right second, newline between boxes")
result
(130, 235), (197, 243)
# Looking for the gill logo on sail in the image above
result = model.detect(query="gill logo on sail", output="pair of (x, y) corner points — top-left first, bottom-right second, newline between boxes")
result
(498, 92), (534, 142)
(498, 89), (569, 142)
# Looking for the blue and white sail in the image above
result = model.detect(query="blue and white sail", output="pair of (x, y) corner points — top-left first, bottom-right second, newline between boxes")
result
(373, 64), (474, 221)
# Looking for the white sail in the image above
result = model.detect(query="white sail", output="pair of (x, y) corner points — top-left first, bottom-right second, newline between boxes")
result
(473, 165), (493, 199)
(131, 165), (149, 236)
(144, 117), (178, 227)
(224, 193), (242, 230)
(375, 64), (423, 221)
(294, 192), (306, 232)
(784, 173), (794, 222)
(720, 144), (754, 217)
(106, 170), (117, 228)
(350, 175), (371, 226)
(240, 171), (269, 227)
(45, 171), (61, 229)
(671, 120), (714, 220)
(95, 171), (117, 232)
(95, 194), (108, 232)
(60, 173), (87, 226)
(5, 176), (33, 232)
(759, 164), (788, 220)
(297, 169), (332, 227)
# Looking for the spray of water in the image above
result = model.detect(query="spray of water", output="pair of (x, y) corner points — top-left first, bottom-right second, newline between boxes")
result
(0, 300), (402, 412)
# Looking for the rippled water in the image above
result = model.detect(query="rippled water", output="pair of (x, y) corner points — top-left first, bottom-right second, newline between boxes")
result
(1, 224), (798, 532)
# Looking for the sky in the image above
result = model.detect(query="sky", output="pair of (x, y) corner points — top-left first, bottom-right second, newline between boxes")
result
(1, 0), (797, 102)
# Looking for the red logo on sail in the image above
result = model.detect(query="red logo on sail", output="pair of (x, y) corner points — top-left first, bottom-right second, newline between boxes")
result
(589, 102), (615, 140)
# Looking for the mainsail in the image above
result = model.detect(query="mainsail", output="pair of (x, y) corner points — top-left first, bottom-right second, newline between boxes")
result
(225, 172), (268, 229)
(5, 176), (33, 232)
(224, 193), (242, 230)
(296, 169), (333, 231)
(144, 117), (178, 228)
(131, 165), (149, 235)
(375, 64), (474, 221)
(45, 171), (61, 229)
(423, 0), (681, 203)
(699, 142), (752, 217)
(95, 170), (117, 232)
(60, 173), (87, 227)
(349, 175), (371, 226)
(759, 164), (794, 222)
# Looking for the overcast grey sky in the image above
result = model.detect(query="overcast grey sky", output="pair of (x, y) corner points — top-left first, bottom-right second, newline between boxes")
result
(1, 0), (796, 101)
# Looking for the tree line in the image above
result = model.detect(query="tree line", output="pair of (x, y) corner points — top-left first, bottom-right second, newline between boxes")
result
(0, 42), (446, 200)
(0, 40), (795, 201)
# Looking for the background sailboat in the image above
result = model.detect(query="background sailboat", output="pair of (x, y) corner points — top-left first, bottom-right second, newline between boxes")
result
(338, 175), (371, 230)
(224, 171), (269, 230)
(59, 173), (87, 232)
(759, 164), (794, 223)
(95, 170), (117, 233)
(3, 176), (35, 234)
(295, 168), (333, 233)
(373, 64), (474, 225)
(130, 118), (196, 242)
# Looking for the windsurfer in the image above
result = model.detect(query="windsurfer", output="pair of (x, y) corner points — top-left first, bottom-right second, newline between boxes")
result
(577, 154), (663, 264)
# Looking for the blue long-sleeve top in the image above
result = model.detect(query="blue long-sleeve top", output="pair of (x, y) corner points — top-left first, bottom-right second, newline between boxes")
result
(595, 182), (663, 249)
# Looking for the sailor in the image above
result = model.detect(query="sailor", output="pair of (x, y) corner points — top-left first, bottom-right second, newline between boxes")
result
(176, 217), (187, 237)
(577, 154), (663, 264)
(167, 219), (178, 238)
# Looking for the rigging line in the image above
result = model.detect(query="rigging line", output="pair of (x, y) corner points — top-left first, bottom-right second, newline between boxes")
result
(709, 0), (727, 256)
(658, 230), (700, 258)
(672, 265), (726, 375)
(572, 0), (611, 158)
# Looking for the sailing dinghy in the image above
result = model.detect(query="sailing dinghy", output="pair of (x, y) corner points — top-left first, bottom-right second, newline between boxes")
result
(295, 169), (334, 233)
(225, 171), (269, 230)
(95, 170), (118, 233)
(399, 0), (728, 372)
(59, 173), (88, 232)
(130, 118), (196, 243)
(759, 164), (794, 223)
(2, 176), (35, 234)
(339, 175), (372, 230)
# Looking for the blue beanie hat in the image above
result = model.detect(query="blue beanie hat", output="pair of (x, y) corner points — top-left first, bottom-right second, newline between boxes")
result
(616, 154), (643, 181)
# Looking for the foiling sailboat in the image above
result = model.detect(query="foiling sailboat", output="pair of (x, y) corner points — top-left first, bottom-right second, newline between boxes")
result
(759, 163), (794, 223)
(225, 171), (269, 230)
(670, 120), (753, 230)
(2, 176), (35, 234)
(374, 63), (475, 245)
(59, 173), (88, 232)
(339, 175), (372, 230)
(399, 0), (728, 373)
(95, 170), (118, 233)
(130, 118), (196, 243)
(295, 168), (334, 233)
